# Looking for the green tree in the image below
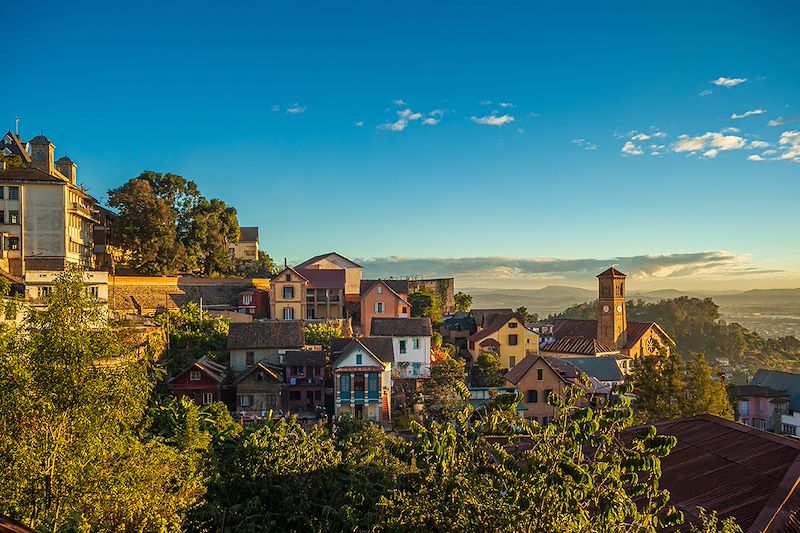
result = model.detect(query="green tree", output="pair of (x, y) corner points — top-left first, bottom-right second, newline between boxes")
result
(237, 250), (278, 277)
(420, 358), (467, 422)
(470, 350), (505, 387)
(304, 321), (345, 357)
(1, 154), (24, 168)
(409, 287), (443, 324)
(682, 353), (734, 419)
(454, 291), (473, 313)
(515, 305), (539, 323)
(183, 197), (239, 275)
(155, 303), (230, 374)
(0, 268), (203, 530)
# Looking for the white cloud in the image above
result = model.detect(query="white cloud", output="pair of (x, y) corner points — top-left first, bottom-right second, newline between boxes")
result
(748, 140), (769, 149)
(586, 143), (597, 150)
(354, 121), (364, 127)
(621, 141), (643, 156)
(516, 128), (525, 134)
(711, 77), (747, 87)
(672, 131), (746, 155)
(731, 109), (766, 119)
(748, 154), (765, 161)
(699, 89), (713, 96)
(286, 104), (306, 114)
(652, 131), (668, 139)
(422, 117), (440, 126)
(632, 133), (651, 141)
(397, 108), (423, 121)
(778, 130), (800, 161)
(378, 119), (408, 132)
(429, 109), (445, 117)
(499, 102), (515, 108)
(721, 127), (741, 134)
(471, 114), (515, 126)
(573, 138), (597, 150)
(703, 149), (719, 159)
(763, 149), (778, 155)
(393, 99), (407, 106)
(768, 115), (800, 127)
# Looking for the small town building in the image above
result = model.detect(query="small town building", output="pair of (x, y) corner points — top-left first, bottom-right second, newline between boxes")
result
(236, 288), (269, 318)
(297, 268), (345, 320)
(749, 369), (800, 436)
(504, 355), (579, 424)
(331, 337), (394, 422)
(557, 356), (627, 385)
(233, 361), (283, 416)
(371, 317), (433, 379)
(283, 350), (326, 416)
(359, 279), (411, 335)
(269, 267), (308, 320)
(729, 385), (789, 432)
(295, 252), (362, 300)
(468, 311), (539, 369)
(231, 226), (259, 263)
(227, 320), (305, 371)
(168, 356), (228, 406)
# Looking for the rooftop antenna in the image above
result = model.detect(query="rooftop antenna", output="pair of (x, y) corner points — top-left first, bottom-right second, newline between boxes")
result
(15, 116), (20, 135)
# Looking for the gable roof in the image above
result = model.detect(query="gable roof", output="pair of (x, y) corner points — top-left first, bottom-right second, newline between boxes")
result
(227, 321), (305, 350)
(597, 266), (626, 278)
(550, 318), (672, 352)
(627, 415), (800, 532)
(2, 131), (31, 163)
(360, 279), (409, 297)
(271, 266), (308, 282)
(296, 252), (361, 269)
(371, 317), (432, 337)
(504, 355), (573, 385)
(239, 226), (259, 242)
(470, 308), (514, 328)
(283, 349), (325, 366)
(296, 268), (345, 289)
(751, 369), (800, 411)
(332, 337), (394, 367)
(562, 356), (624, 382)
(469, 312), (528, 343)
(233, 361), (283, 384)
(172, 355), (227, 384)
(541, 337), (618, 356)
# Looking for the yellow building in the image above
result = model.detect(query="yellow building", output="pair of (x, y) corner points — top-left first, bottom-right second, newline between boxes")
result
(468, 311), (539, 369)
(269, 267), (307, 320)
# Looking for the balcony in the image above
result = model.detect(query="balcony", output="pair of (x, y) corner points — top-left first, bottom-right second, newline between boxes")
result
(338, 389), (382, 403)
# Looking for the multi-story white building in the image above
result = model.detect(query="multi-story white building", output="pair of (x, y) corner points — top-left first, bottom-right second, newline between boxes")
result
(370, 317), (433, 379)
(0, 131), (98, 276)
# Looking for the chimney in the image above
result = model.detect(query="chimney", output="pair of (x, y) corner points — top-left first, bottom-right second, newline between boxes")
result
(29, 135), (55, 174)
(56, 156), (77, 184)
(284, 257), (288, 268)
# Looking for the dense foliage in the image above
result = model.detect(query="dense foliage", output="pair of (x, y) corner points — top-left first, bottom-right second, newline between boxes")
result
(107, 171), (240, 276)
(552, 296), (800, 371)
(409, 287), (443, 324)
(454, 291), (473, 313)
(155, 302), (230, 375)
(470, 350), (506, 386)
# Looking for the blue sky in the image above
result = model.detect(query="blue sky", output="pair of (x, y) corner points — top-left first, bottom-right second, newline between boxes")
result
(2, 1), (798, 290)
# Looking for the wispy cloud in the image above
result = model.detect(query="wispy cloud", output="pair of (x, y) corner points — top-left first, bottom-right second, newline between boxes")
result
(422, 117), (440, 126)
(748, 140), (769, 149)
(621, 141), (643, 156)
(631, 133), (651, 141)
(768, 115), (800, 127)
(711, 77), (747, 87)
(498, 102), (515, 108)
(378, 119), (408, 132)
(356, 251), (779, 286)
(397, 108), (423, 121)
(699, 89), (713, 97)
(429, 109), (446, 117)
(471, 114), (515, 126)
(572, 139), (597, 150)
(354, 121), (364, 128)
(672, 131), (746, 156)
(731, 109), (766, 119)
(392, 99), (407, 106)
(479, 100), (493, 106)
(778, 130), (800, 162)
(721, 127), (740, 134)
(286, 104), (306, 114)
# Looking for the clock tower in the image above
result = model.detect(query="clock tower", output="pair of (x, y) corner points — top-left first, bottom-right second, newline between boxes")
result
(597, 267), (627, 349)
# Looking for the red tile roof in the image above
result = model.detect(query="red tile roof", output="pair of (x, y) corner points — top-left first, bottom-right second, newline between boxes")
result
(296, 268), (345, 289)
(628, 415), (800, 532)
(597, 266), (626, 278)
(550, 318), (668, 352)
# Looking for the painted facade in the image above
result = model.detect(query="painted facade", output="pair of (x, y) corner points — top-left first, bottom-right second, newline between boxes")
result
(332, 338), (393, 422)
(269, 267), (307, 320)
(505, 355), (573, 423)
(468, 313), (540, 369)
(359, 280), (410, 335)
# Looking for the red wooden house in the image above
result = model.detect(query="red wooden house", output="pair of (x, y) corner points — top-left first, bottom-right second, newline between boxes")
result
(167, 356), (228, 406)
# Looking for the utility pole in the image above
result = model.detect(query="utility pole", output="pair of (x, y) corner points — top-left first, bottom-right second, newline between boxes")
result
(15, 116), (20, 135)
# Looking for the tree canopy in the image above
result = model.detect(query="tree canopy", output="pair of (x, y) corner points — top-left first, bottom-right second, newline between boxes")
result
(410, 287), (443, 324)
(454, 291), (473, 313)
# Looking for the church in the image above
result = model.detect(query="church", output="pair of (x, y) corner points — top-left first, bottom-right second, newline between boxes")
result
(543, 267), (672, 358)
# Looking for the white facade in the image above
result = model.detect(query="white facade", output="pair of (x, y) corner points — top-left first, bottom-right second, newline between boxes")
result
(333, 345), (392, 421)
(391, 335), (432, 378)
(24, 270), (108, 301)
(230, 347), (290, 372)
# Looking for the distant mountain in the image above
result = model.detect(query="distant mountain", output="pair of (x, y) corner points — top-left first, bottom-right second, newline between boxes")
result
(464, 285), (595, 315)
(714, 288), (800, 306)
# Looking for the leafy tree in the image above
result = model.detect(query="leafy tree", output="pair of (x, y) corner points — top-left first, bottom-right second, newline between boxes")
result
(155, 303), (230, 374)
(515, 305), (539, 323)
(470, 350), (505, 387)
(454, 291), (473, 313)
(305, 321), (345, 357)
(409, 287), (443, 324)
(420, 358), (467, 422)
(0, 268), (203, 530)
(682, 353), (734, 419)
(237, 250), (278, 277)
(183, 197), (239, 275)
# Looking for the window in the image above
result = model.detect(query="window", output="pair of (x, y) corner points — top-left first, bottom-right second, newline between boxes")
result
(8, 187), (18, 200)
(527, 390), (538, 403)
(239, 395), (252, 407)
(536, 368), (543, 381)
(9, 237), (19, 250)
(203, 392), (214, 404)
(286, 274), (292, 281)
(307, 308), (315, 319)
(508, 322), (518, 328)
(375, 302), (385, 314)
(412, 362), (421, 376)
(784, 424), (797, 436)
(739, 400), (749, 416)
(89, 286), (99, 298)
(0, 212), (4, 224)
(399, 340), (407, 354)
(314, 390), (322, 400)
(356, 353), (363, 364)
(283, 307), (294, 320)
(246, 351), (255, 365)
(8, 211), (18, 224)
(508, 334), (518, 345)
(0, 187), (3, 199)
(413, 338), (421, 349)
(283, 286), (294, 299)
(190, 371), (201, 381)
(39, 286), (52, 298)
(377, 285), (383, 294)
(242, 293), (253, 305)
(509, 356), (516, 367)
(289, 391), (301, 401)
(401, 306), (408, 314)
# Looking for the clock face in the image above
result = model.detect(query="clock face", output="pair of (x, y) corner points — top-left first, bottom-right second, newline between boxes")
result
(616, 305), (623, 313)
(603, 305), (610, 313)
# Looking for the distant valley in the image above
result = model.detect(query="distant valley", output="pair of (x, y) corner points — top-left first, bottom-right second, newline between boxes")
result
(464, 286), (800, 338)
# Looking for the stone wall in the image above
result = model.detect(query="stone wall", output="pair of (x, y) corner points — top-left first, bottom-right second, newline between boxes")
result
(408, 278), (455, 315)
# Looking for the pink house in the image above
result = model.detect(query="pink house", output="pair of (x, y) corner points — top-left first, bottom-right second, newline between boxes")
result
(730, 385), (789, 432)
(359, 279), (411, 335)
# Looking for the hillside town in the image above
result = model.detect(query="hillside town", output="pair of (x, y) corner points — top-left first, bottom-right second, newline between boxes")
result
(3, 129), (800, 532)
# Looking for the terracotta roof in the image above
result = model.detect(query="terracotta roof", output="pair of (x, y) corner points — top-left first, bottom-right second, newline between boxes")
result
(233, 361), (282, 384)
(541, 336), (617, 355)
(171, 355), (228, 384)
(296, 268), (345, 289)
(332, 337), (394, 367)
(296, 252), (361, 269)
(479, 338), (501, 348)
(360, 279), (409, 297)
(239, 226), (259, 242)
(543, 357), (580, 380)
(283, 349), (325, 366)
(371, 317), (432, 337)
(597, 266), (626, 278)
(628, 415), (800, 532)
(227, 320), (305, 350)
(550, 318), (669, 352)
(271, 266), (308, 282)
(0, 166), (65, 183)
(0, 512), (38, 532)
